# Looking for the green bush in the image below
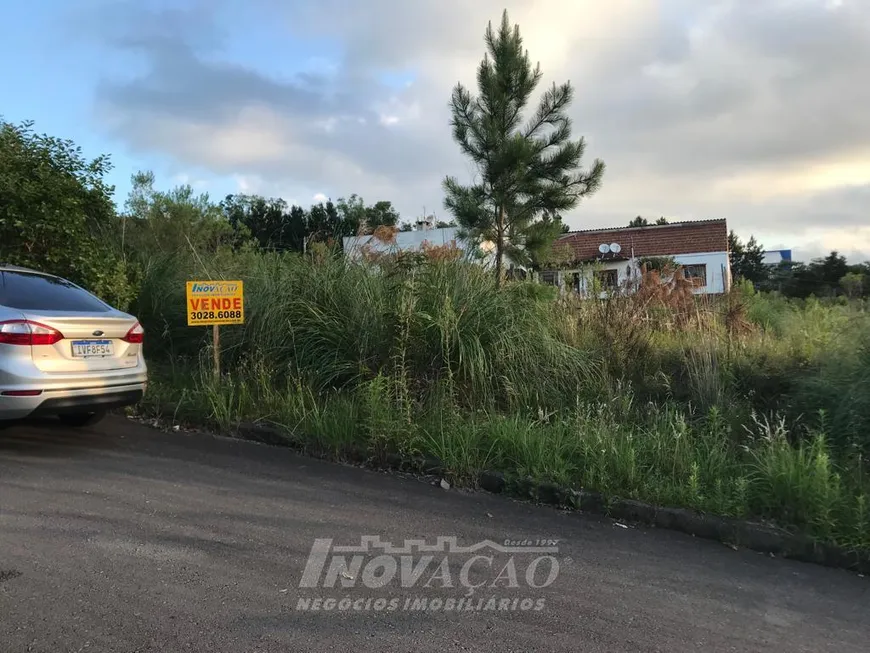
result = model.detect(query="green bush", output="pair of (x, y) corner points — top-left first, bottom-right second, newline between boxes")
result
(0, 119), (138, 308)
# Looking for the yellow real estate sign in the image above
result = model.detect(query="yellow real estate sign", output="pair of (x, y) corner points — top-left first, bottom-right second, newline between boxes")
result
(186, 280), (245, 326)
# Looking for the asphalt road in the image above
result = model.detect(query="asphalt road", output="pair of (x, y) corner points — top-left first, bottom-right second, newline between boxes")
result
(1, 416), (868, 652)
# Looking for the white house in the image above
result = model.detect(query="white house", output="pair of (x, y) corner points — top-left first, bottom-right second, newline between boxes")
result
(343, 225), (468, 261)
(342, 221), (516, 270)
(541, 219), (732, 297)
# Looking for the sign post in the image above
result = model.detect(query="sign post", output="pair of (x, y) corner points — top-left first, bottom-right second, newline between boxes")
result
(186, 280), (245, 380)
(212, 324), (220, 380)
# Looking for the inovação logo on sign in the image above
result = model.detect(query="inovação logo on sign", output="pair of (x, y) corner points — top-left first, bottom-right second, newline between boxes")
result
(189, 282), (240, 295)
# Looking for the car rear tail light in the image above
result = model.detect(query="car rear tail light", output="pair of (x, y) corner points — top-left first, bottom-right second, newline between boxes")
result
(0, 320), (64, 346)
(122, 322), (144, 344)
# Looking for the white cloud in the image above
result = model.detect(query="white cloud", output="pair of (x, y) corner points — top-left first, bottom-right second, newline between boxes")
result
(170, 172), (209, 190)
(90, 0), (870, 261)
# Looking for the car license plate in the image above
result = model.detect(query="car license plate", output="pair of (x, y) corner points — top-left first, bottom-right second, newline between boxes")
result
(71, 339), (114, 358)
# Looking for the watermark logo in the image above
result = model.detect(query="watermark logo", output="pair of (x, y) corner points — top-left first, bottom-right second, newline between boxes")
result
(295, 536), (561, 613)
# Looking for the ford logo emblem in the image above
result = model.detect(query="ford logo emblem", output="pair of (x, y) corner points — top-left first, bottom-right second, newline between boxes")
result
(92, 330), (104, 336)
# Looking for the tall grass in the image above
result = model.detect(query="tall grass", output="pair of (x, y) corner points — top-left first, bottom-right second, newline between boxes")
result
(134, 248), (870, 551)
(136, 250), (600, 413)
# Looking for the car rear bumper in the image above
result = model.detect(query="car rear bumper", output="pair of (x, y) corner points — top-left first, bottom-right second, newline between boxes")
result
(30, 386), (145, 416)
(0, 381), (146, 420)
(0, 349), (147, 420)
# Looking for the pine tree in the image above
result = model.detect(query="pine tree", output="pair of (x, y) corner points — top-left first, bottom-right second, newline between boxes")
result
(728, 231), (768, 284)
(443, 10), (604, 286)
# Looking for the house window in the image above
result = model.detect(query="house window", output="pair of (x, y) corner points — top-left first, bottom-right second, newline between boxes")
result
(683, 264), (707, 286)
(570, 272), (581, 293)
(594, 269), (619, 291)
(540, 270), (559, 286)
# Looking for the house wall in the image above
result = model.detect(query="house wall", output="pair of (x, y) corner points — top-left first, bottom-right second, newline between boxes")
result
(673, 251), (731, 294)
(342, 227), (523, 270)
(343, 227), (465, 261)
(578, 260), (633, 298)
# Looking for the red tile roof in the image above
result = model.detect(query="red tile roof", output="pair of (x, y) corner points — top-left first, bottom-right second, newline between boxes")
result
(559, 219), (728, 261)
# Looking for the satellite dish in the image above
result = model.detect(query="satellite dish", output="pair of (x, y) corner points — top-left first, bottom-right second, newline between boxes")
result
(598, 243), (610, 254)
(610, 243), (622, 254)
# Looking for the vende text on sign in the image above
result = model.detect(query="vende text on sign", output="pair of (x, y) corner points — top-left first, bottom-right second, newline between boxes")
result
(186, 280), (245, 326)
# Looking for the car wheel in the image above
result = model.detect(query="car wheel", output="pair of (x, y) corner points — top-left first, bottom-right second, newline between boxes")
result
(58, 411), (107, 427)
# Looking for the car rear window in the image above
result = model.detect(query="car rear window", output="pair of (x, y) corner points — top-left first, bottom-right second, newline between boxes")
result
(0, 271), (111, 312)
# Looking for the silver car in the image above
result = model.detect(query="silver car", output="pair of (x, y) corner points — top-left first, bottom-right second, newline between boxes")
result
(0, 264), (147, 426)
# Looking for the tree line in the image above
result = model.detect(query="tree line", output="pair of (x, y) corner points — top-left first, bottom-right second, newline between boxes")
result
(0, 119), (420, 307)
(729, 231), (869, 299)
(125, 170), (409, 254)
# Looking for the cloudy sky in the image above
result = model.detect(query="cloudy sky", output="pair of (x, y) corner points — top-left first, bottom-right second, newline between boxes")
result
(3, 0), (869, 262)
